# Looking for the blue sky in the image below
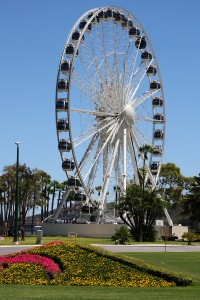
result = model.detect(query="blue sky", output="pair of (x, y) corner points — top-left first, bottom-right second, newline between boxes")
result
(1, 0), (200, 183)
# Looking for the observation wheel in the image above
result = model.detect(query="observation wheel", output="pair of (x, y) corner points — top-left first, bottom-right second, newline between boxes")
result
(55, 7), (165, 223)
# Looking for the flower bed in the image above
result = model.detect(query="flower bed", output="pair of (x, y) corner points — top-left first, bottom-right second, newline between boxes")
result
(0, 241), (192, 287)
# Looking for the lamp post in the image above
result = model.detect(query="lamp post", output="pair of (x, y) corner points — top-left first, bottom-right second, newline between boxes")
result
(13, 142), (20, 244)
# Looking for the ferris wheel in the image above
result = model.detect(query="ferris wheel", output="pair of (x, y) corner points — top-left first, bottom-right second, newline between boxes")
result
(54, 7), (165, 223)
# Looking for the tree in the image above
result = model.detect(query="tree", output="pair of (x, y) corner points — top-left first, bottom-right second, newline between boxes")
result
(181, 174), (200, 229)
(0, 165), (60, 233)
(138, 144), (154, 241)
(29, 169), (42, 234)
(0, 164), (35, 229)
(158, 163), (193, 206)
(50, 180), (62, 215)
(117, 183), (166, 241)
(95, 186), (102, 196)
(36, 171), (51, 222)
(157, 163), (194, 226)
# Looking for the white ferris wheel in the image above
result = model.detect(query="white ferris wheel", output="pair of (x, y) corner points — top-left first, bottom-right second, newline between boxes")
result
(53, 7), (166, 224)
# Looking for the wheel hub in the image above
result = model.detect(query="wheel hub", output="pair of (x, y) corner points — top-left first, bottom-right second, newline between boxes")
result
(122, 104), (135, 125)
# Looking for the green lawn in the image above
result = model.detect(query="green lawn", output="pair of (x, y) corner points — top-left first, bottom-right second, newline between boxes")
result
(1, 235), (199, 246)
(0, 235), (115, 245)
(0, 251), (200, 299)
(0, 284), (199, 300)
(121, 252), (200, 283)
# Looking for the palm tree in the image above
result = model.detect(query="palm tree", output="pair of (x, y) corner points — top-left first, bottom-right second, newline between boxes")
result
(95, 186), (102, 196)
(138, 144), (154, 242)
(50, 180), (61, 215)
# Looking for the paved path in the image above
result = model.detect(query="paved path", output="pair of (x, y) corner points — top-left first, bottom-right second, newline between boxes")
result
(0, 244), (200, 256)
(92, 244), (200, 253)
(0, 245), (41, 256)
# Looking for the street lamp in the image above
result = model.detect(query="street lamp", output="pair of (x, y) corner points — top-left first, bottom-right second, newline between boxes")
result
(13, 142), (20, 244)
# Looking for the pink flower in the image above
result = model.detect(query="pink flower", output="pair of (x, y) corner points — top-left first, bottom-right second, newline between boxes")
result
(0, 254), (60, 277)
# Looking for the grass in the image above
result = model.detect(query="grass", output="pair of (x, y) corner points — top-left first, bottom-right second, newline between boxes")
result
(0, 236), (114, 246)
(121, 252), (200, 283)
(1, 235), (200, 246)
(0, 285), (200, 300)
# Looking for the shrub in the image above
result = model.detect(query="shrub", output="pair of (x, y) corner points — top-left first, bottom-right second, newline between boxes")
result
(111, 226), (130, 244)
(182, 232), (200, 245)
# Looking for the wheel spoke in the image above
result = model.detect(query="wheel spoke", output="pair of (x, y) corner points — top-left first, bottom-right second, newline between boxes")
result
(83, 120), (120, 182)
(70, 107), (117, 117)
(99, 138), (120, 214)
(126, 130), (140, 185)
(129, 88), (158, 108)
(73, 117), (116, 147)
(126, 59), (153, 104)
(71, 71), (99, 105)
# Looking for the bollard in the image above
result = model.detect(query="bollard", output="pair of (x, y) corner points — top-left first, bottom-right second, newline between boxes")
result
(36, 230), (43, 244)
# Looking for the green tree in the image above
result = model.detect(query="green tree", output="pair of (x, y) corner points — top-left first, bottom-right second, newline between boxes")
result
(181, 174), (200, 229)
(36, 170), (51, 222)
(0, 164), (35, 228)
(158, 163), (193, 206)
(138, 144), (154, 241)
(95, 186), (102, 196)
(29, 169), (42, 233)
(50, 180), (62, 215)
(117, 183), (166, 241)
(0, 165), (57, 231)
(158, 163), (194, 225)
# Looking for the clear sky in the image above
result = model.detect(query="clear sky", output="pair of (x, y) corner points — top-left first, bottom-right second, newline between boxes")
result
(1, 0), (200, 183)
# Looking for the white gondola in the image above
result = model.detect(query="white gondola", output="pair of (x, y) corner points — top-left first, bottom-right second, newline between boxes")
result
(81, 204), (94, 215)
(60, 61), (71, 74)
(121, 18), (133, 30)
(72, 30), (84, 44)
(74, 192), (87, 203)
(153, 113), (164, 123)
(129, 26), (140, 38)
(57, 119), (69, 131)
(57, 79), (69, 92)
(65, 44), (78, 57)
(141, 50), (152, 62)
(153, 146), (162, 156)
(135, 36), (146, 49)
(62, 159), (75, 171)
(152, 97), (163, 107)
(58, 139), (72, 152)
(79, 19), (92, 31)
(98, 10), (108, 21)
(154, 130), (164, 140)
(150, 81), (161, 90)
(151, 162), (159, 173)
(106, 9), (116, 20)
(56, 99), (68, 111)
(146, 65), (157, 76)
(88, 13), (99, 25)
(67, 176), (82, 188)
(114, 11), (125, 24)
